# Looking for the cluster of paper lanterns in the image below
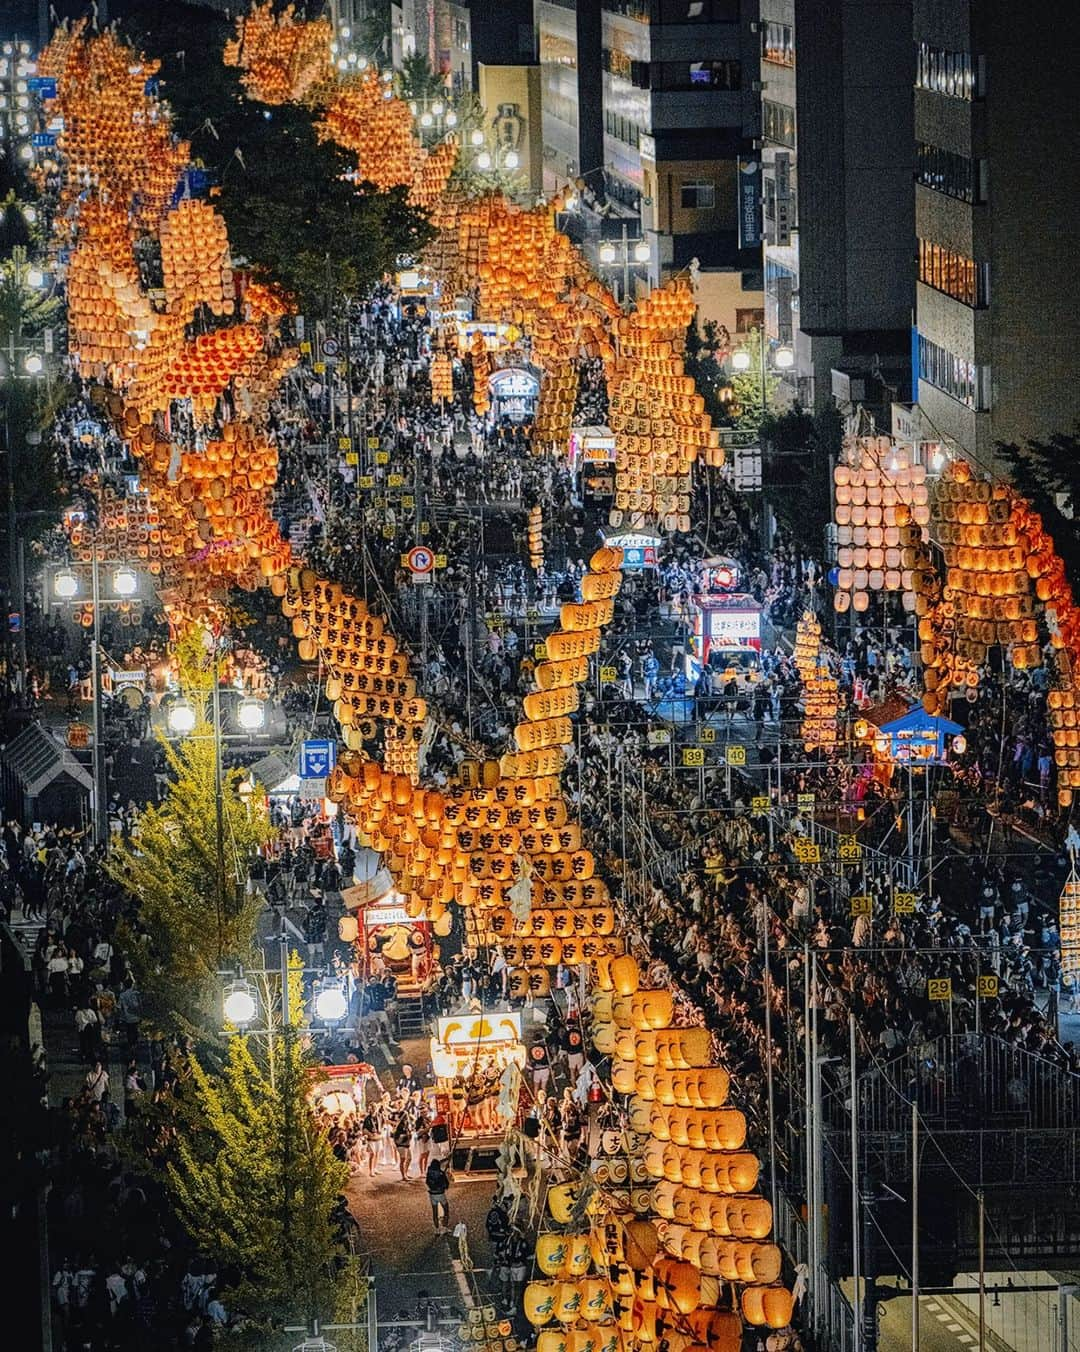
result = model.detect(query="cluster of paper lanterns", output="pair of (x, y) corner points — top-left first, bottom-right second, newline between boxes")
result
(534, 364), (580, 455)
(605, 280), (719, 532)
(318, 66), (418, 191)
(457, 1308), (519, 1352)
(272, 571), (425, 740)
(223, 2), (333, 107)
(528, 506), (544, 573)
(525, 953), (793, 1349)
(471, 330), (493, 416)
(832, 437), (929, 616)
(37, 23), (190, 234)
(160, 200), (235, 318)
(793, 612), (837, 752)
(429, 346), (454, 404)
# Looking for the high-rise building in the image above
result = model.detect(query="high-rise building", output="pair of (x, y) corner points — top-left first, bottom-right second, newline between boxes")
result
(911, 0), (1080, 465)
(535, 0), (603, 197)
(536, 1), (763, 334)
(789, 0), (915, 417)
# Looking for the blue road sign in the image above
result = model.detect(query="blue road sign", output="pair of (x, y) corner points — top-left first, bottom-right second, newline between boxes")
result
(32, 132), (57, 147)
(28, 77), (57, 98)
(299, 739), (336, 779)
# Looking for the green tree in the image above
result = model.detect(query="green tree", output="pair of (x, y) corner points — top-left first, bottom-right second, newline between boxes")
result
(106, 632), (273, 1038)
(998, 429), (1080, 588)
(684, 318), (734, 425)
(728, 328), (779, 433)
(760, 402), (842, 557)
(167, 1035), (350, 1328)
(111, 1), (433, 315)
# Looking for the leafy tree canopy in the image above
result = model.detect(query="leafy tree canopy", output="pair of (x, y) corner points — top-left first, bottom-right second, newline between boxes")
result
(110, 1), (433, 313)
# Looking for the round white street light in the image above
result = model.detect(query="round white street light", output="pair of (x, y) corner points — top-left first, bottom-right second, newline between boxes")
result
(773, 345), (795, 370)
(167, 699), (197, 735)
(730, 349), (752, 372)
(598, 242), (617, 265)
(445, 110), (457, 127)
(633, 240), (650, 263)
(503, 149), (520, 169)
(18, 144), (33, 162)
(237, 697), (266, 732)
(420, 111), (433, 127)
(470, 129), (484, 147)
(23, 352), (43, 374)
(53, 568), (79, 599)
(224, 982), (257, 1027)
(26, 266), (43, 287)
(476, 150), (492, 170)
(431, 100), (444, 116)
(315, 985), (349, 1023)
(112, 566), (138, 596)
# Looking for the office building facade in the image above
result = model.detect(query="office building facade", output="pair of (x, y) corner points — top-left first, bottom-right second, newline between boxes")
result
(912, 0), (1080, 466)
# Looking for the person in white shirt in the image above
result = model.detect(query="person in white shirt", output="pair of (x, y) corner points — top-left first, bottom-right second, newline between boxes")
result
(85, 1061), (109, 1102)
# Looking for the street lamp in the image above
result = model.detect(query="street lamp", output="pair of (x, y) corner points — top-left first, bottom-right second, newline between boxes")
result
(167, 698), (197, 735)
(53, 567), (79, 599)
(731, 348), (752, 373)
(773, 344), (795, 370)
(596, 223), (651, 305)
(23, 351), (42, 374)
(224, 979), (258, 1028)
(237, 696), (267, 732)
(314, 984), (349, 1024)
(112, 565), (138, 596)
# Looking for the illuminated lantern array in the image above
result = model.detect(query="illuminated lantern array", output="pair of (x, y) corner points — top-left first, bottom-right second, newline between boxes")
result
(794, 611), (838, 751)
(605, 279), (720, 532)
(471, 329), (493, 416)
(528, 506), (544, 573)
(429, 346), (454, 404)
(223, 2), (333, 106)
(160, 200), (235, 318)
(582, 955), (794, 1342)
(832, 437), (929, 616)
(37, 22), (190, 233)
(409, 137), (459, 212)
(318, 67), (418, 191)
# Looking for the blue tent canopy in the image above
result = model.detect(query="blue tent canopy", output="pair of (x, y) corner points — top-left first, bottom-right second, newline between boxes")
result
(876, 705), (963, 765)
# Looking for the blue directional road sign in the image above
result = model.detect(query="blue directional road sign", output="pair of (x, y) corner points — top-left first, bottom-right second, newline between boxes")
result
(299, 739), (336, 779)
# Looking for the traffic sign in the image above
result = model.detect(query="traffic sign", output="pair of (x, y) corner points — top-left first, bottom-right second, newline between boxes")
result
(406, 546), (435, 575)
(927, 978), (952, 1001)
(682, 747), (705, 768)
(299, 778), (327, 801)
(300, 739), (336, 779)
(322, 337), (341, 357)
(725, 744), (746, 766)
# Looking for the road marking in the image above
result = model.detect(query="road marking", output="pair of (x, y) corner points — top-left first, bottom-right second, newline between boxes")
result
(927, 1301), (941, 1311)
(956, 1335), (974, 1345)
(946, 1322), (963, 1331)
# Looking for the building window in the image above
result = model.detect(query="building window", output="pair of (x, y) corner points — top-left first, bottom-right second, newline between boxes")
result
(680, 179), (716, 209)
(914, 142), (983, 203)
(602, 0), (650, 20)
(602, 47), (650, 87)
(653, 60), (741, 90)
(654, 0), (741, 19)
(915, 43), (981, 100)
(763, 22), (794, 66)
(917, 333), (990, 409)
(918, 238), (990, 308)
(605, 109), (643, 150)
(735, 308), (764, 334)
(763, 99), (795, 147)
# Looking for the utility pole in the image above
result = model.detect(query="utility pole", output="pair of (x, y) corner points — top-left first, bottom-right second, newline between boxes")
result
(90, 544), (106, 846)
